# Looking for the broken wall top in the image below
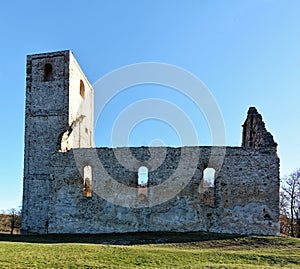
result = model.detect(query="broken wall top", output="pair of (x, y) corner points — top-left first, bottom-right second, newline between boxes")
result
(242, 107), (277, 152)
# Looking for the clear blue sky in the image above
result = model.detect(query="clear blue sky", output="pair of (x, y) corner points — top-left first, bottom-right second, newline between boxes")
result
(0, 1), (300, 211)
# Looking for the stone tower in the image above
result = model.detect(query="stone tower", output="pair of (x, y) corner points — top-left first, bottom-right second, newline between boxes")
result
(22, 51), (94, 233)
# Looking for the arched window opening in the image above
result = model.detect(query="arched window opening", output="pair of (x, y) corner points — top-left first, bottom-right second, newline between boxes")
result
(203, 168), (215, 188)
(83, 165), (92, 197)
(80, 80), (85, 98)
(138, 166), (148, 187)
(44, 63), (53, 81)
(200, 167), (216, 207)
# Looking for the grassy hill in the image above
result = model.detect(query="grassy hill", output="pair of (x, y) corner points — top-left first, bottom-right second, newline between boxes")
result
(0, 233), (299, 268)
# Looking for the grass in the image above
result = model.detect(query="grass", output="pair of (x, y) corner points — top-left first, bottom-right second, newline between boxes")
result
(0, 232), (299, 268)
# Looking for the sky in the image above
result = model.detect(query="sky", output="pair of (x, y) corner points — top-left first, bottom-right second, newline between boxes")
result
(0, 0), (300, 211)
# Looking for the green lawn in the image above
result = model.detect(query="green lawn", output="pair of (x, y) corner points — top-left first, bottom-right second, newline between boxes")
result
(0, 233), (299, 268)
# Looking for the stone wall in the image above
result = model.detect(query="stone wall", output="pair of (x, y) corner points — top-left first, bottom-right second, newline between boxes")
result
(22, 145), (280, 235)
(39, 146), (278, 235)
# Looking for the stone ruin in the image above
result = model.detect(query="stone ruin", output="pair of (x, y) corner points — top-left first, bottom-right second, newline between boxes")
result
(21, 50), (280, 235)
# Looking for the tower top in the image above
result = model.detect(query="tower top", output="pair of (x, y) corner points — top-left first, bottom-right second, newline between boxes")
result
(27, 50), (71, 58)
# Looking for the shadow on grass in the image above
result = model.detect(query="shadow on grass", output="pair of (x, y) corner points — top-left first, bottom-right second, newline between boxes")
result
(0, 231), (245, 245)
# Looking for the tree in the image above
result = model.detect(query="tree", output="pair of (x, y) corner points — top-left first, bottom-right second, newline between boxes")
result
(280, 190), (290, 235)
(280, 169), (300, 237)
(7, 208), (22, 235)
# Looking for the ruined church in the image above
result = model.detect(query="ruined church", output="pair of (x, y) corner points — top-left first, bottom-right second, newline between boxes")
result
(21, 50), (280, 235)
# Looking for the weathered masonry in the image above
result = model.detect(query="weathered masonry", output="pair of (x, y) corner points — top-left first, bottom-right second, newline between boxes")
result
(22, 50), (280, 235)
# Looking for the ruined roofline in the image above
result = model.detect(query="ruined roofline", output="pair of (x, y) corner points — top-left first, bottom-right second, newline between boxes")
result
(65, 145), (276, 156)
(68, 106), (276, 153)
(90, 146), (269, 149)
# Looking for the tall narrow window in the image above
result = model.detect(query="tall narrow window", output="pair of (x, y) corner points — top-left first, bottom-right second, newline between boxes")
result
(200, 168), (216, 206)
(80, 80), (85, 98)
(44, 63), (53, 81)
(83, 165), (92, 197)
(138, 166), (148, 187)
(137, 166), (148, 202)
